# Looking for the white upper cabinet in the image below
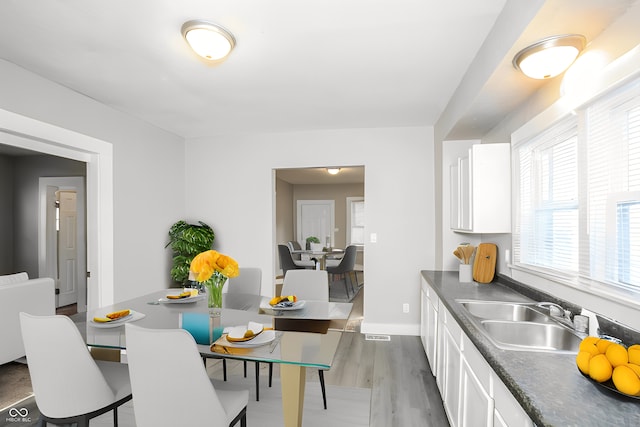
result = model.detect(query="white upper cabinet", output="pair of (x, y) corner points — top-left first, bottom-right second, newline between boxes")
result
(450, 143), (511, 233)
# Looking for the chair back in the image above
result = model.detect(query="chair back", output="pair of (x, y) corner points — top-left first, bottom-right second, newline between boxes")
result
(278, 244), (303, 276)
(19, 313), (116, 418)
(226, 267), (262, 295)
(282, 269), (329, 301)
(287, 241), (303, 260)
(125, 323), (228, 426)
(327, 245), (357, 274)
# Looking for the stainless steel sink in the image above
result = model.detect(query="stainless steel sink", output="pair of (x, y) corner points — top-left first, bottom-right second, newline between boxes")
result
(479, 320), (581, 353)
(455, 299), (582, 353)
(457, 300), (552, 323)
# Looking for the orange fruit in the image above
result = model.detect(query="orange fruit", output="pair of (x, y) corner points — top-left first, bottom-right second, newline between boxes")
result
(612, 365), (640, 396)
(581, 336), (600, 347)
(625, 363), (640, 378)
(628, 344), (640, 365)
(596, 339), (614, 354)
(589, 354), (613, 382)
(606, 343), (629, 367)
(579, 342), (600, 357)
(576, 351), (593, 375)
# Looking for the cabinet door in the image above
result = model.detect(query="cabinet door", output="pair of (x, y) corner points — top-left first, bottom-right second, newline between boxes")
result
(460, 357), (494, 427)
(426, 296), (438, 374)
(492, 372), (533, 427)
(420, 288), (428, 352)
(459, 155), (471, 230)
(442, 323), (462, 427)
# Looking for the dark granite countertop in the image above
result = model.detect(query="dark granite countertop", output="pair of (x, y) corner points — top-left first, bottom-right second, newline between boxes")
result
(421, 270), (640, 427)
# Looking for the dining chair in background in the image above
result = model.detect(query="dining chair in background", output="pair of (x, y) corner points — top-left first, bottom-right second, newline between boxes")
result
(19, 312), (132, 427)
(326, 245), (358, 300)
(224, 267), (272, 401)
(125, 323), (248, 427)
(277, 244), (308, 277)
(286, 240), (316, 268)
(280, 269), (329, 409)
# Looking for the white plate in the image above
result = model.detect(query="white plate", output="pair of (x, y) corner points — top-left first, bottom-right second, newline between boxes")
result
(158, 294), (205, 304)
(226, 322), (265, 342)
(89, 310), (145, 328)
(261, 300), (306, 311)
(217, 330), (276, 348)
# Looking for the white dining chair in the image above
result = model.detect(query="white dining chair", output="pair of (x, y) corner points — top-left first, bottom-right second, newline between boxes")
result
(125, 323), (248, 427)
(19, 312), (132, 427)
(224, 267), (271, 401)
(281, 269), (329, 301)
(280, 269), (330, 408)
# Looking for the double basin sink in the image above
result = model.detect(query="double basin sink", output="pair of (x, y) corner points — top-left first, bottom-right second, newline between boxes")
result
(456, 300), (582, 353)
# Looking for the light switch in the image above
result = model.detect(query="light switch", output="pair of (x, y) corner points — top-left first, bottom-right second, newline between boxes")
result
(370, 233), (377, 243)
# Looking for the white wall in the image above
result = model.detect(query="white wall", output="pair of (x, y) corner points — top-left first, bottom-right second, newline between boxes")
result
(0, 59), (186, 305)
(185, 127), (436, 335)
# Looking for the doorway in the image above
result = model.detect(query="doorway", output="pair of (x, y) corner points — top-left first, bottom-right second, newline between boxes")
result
(0, 108), (114, 311)
(274, 165), (365, 300)
(38, 177), (87, 311)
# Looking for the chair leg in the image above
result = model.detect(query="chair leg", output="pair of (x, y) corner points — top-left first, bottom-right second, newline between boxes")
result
(268, 362), (273, 387)
(255, 361), (260, 401)
(343, 274), (351, 299)
(244, 360), (248, 377)
(113, 407), (118, 427)
(319, 370), (327, 409)
(223, 359), (228, 381)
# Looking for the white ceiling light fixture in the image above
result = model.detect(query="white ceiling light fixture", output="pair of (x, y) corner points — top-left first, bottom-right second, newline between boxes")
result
(181, 20), (236, 61)
(327, 168), (341, 175)
(513, 34), (586, 80)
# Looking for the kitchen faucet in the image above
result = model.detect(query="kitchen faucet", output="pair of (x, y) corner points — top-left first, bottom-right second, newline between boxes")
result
(536, 302), (575, 328)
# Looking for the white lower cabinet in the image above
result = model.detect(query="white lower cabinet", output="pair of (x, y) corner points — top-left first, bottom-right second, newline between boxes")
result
(420, 279), (533, 427)
(460, 356), (494, 427)
(442, 315), (462, 427)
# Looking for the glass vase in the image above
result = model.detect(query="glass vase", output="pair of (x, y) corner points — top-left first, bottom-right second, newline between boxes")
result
(203, 274), (226, 316)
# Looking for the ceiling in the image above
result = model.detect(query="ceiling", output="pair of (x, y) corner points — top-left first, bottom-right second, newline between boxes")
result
(0, 0), (636, 146)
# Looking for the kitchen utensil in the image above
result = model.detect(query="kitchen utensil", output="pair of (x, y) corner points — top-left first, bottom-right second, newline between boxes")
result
(472, 243), (497, 283)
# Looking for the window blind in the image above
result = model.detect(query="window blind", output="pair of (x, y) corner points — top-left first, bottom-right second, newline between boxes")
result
(514, 117), (578, 273)
(514, 76), (640, 295)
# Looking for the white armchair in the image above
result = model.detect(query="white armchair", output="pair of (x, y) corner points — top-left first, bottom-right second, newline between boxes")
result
(0, 273), (55, 365)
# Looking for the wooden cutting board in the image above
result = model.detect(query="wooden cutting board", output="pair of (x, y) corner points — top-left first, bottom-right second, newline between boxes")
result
(473, 243), (497, 283)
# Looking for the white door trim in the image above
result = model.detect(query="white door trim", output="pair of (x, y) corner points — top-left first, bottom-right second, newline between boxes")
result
(0, 108), (114, 311)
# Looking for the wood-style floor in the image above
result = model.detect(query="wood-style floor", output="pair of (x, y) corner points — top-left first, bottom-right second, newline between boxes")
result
(206, 287), (450, 426)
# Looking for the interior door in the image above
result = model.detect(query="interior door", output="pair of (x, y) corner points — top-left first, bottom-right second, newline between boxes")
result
(39, 176), (87, 311)
(57, 190), (78, 307)
(296, 200), (335, 248)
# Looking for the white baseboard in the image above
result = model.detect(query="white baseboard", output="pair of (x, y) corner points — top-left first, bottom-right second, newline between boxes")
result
(360, 321), (420, 336)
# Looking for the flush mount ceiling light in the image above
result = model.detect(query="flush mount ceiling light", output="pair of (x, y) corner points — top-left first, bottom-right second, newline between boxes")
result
(327, 168), (341, 175)
(513, 34), (586, 79)
(181, 20), (236, 61)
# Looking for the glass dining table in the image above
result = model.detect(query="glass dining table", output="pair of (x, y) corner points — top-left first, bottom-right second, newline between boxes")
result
(84, 289), (353, 427)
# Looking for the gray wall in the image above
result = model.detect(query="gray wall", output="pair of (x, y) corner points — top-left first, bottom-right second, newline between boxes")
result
(3, 154), (85, 277)
(0, 155), (13, 274)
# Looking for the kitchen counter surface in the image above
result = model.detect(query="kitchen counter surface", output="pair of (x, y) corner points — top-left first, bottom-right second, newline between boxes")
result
(421, 270), (640, 427)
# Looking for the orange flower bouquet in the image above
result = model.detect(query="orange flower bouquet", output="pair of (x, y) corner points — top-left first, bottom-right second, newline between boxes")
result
(190, 250), (239, 311)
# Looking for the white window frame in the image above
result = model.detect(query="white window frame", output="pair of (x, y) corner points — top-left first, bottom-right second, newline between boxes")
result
(346, 196), (365, 246)
(512, 71), (640, 312)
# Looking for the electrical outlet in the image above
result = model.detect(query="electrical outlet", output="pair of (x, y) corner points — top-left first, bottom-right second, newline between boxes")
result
(370, 233), (377, 243)
(403, 303), (409, 313)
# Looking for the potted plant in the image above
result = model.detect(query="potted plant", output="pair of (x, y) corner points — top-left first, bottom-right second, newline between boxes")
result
(165, 220), (215, 286)
(306, 236), (322, 251)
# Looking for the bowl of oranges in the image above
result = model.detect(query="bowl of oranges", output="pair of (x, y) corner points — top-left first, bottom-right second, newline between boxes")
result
(576, 336), (640, 399)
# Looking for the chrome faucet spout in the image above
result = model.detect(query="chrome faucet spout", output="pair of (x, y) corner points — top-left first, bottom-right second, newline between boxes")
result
(536, 302), (575, 328)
